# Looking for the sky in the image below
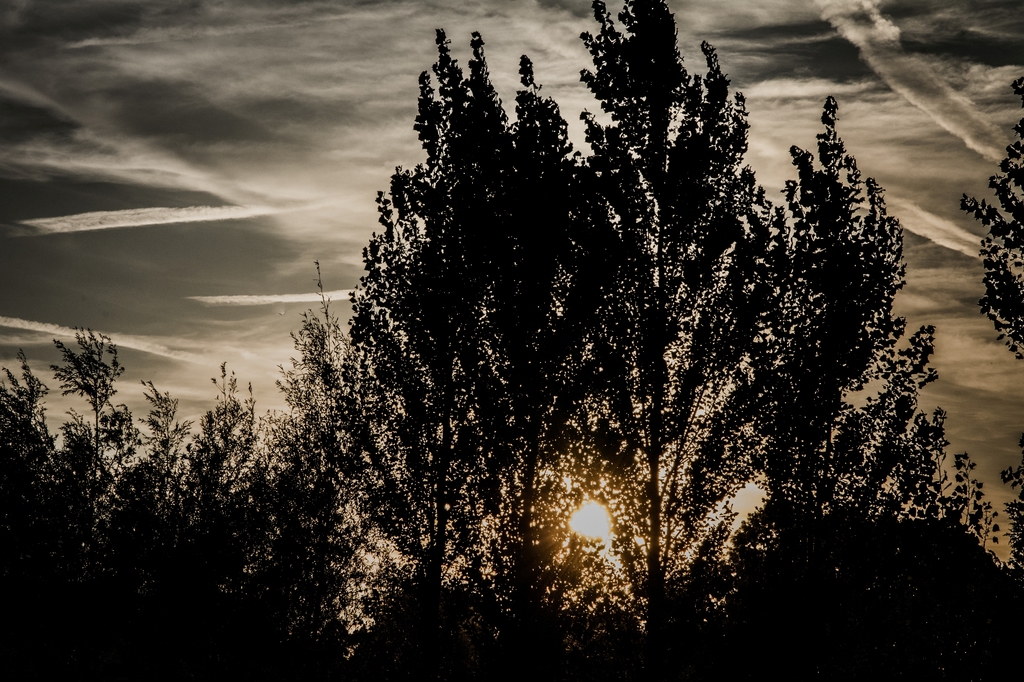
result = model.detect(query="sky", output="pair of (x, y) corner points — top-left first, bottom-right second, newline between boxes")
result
(1, 0), (1023, 552)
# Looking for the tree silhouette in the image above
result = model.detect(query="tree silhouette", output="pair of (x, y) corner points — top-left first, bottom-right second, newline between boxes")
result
(4, 17), (1024, 682)
(728, 96), (1014, 679)
(757, 96), (906, 526)
(575, 1), (774, 673)
(0, 351), (61, 678)
(267, 284), (366, 648)
(963, 76), (1024, 358)
(49, 329), (137, 574)
(479, 53), (588, 674)
(180, 364), (267, 601)
(731, 96), (904, 675)
(51, 331), (124, 440)
(351, 28), (630, 677)
(351, 30), (517, 678)
(963, 75), (1024, 572)
(0, 352), (53, 582)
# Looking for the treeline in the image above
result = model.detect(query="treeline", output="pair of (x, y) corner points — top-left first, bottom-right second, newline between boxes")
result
(3, 1), (1024, 680)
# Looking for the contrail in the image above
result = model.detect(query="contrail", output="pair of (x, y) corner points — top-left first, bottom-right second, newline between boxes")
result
(20, 205), (282, 234)
(815, 0), (1006, 162)
(0, 316), (202, 363)
(889, 197), (981, 259)
(188, 290), (353, 306)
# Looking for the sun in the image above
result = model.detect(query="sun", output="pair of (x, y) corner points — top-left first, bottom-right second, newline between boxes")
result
(570, 500), (612, 543)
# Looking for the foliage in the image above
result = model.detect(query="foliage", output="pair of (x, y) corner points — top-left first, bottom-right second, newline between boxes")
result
(350, 28), (604, 678)
(963, 75), (1024, 575)
(268, 283), (368, 645)
(0, 352), (53, 580)
(963, 76), (1024, 358)
(351, 30), (513, 678)
(51, 329), (123, 429)
(575, 1), (774, 671)
(757, 96), (907, 520)
(727, 96), (1013, 679)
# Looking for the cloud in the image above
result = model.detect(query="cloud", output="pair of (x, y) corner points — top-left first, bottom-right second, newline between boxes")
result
(888, 197), (982, 259)
(188, 290), (353, 306)
(815, 0), (1008, 161)
(20, 205), (282, 233)
(66, 14), (348, 49)
(0, 316), (201, 362)
(743, 76), (875, 101)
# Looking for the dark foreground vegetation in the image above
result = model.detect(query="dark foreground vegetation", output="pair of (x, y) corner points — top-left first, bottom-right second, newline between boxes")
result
(3, 2), (1024, 680)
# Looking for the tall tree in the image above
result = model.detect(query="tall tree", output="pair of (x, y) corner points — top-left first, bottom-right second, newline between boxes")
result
(0, 352), (54, 580)
(179, 365), (267, 602)
(728, 96), (1010, 679)
(576, 1), (774, 673)
(486, 54), (618, 673)
(106, 380), (189, 585)
(758, 96), (905, 527)
(963, 76), (1024, 570)
(351, 30), (515, 678)
(352, 30), (618, 677)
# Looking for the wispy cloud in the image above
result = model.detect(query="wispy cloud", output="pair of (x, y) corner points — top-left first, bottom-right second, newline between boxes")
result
(815, 0), (1007, 162)
(188, 290), (352, 306)
(67, 12), (354, 49)
(743, 76), (875, 101)
(0, 316), (201, 362)
(889, 197), (981, 258)
(20, 205), (282, 234)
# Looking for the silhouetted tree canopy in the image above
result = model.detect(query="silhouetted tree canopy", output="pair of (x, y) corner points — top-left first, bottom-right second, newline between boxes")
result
(964, 76), (1024, 359)
(576, 1), (775, 673)
(964, 75), (1024, 575)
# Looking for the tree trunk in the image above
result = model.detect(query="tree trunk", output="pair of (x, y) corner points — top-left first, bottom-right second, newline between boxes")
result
(511, 414), (542, 675)
(644, 283), (668, 681)
(646, 391), (665, 680)
(425, 397), (453, 680)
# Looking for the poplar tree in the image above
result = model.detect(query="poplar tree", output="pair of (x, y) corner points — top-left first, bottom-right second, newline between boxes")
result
(352, 29), (608, 676)
(729, 97), (1008, 679)
(351, 30), (515, 678)
(758, 97), (906, 527)
(490, 55), (585, 669)
(576, 1), (774, 673)
(963, 76), (1024, 570)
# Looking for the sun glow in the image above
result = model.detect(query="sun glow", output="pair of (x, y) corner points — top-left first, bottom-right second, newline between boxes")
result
(570, 501), (612, 543)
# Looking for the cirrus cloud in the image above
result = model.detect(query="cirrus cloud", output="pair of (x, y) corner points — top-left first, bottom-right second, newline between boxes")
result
(20, 204), (283, 234)
(815, 0), (1008, 161)
(888, 197), (982, 259)
(0, 315), (202, 362)
(188, 290), (352, 306)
